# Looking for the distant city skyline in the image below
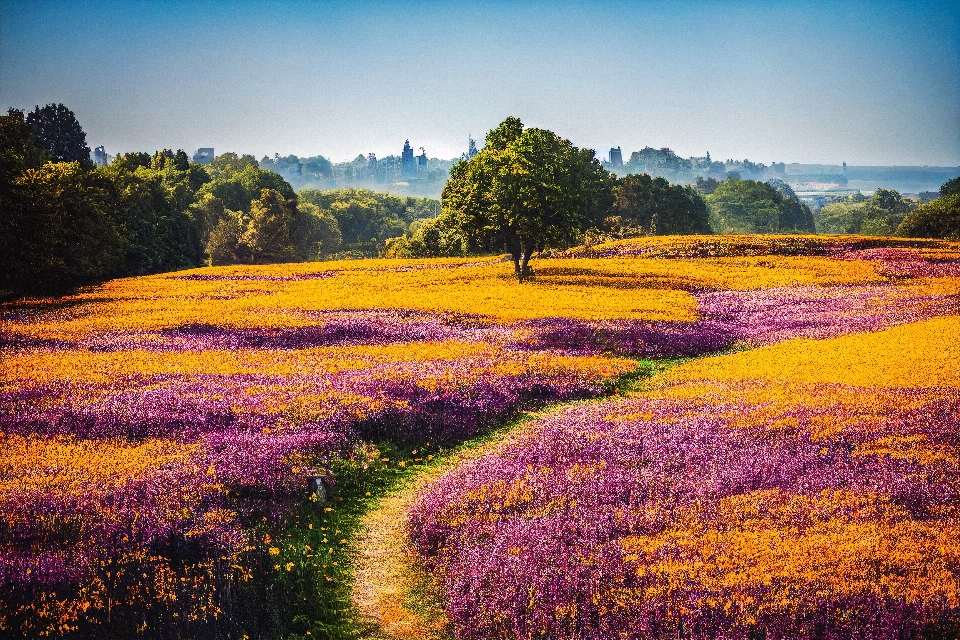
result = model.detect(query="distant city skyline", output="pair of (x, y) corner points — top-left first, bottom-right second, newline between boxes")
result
(1, 0), (958, 166)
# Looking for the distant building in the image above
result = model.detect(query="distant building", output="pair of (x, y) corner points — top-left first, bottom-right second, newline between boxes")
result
(91, 145), (109, 167)
(193, 148), (214, 164)
(609, 147), (623, 168)
(401, 140), (417, 178)
(462, 136), (479, 161)
(379, 155), (399, 182)
(417, 147), (428, 175)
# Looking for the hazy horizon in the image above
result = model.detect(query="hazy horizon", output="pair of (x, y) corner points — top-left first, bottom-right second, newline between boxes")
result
(2, 0), (958, 166)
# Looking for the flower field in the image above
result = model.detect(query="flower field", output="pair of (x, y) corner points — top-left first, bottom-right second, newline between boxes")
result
(408, 239), (960, 639)
(0, 333), (633, 635)
(2, 235), (959, 638)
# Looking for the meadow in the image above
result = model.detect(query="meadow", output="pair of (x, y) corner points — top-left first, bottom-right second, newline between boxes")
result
(1, 234), (958, 638)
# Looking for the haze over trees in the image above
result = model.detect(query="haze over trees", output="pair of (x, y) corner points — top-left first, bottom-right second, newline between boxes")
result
(620, 147), (727, 183)
(706, 177), (816, 234)
(815, 189), (917, 235)
(258, 153), (332, 186)
(260, 150), (457, 199)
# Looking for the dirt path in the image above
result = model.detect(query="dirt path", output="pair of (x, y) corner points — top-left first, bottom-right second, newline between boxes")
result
(351, 470), (449, 639)
(350, 412), (550, 639)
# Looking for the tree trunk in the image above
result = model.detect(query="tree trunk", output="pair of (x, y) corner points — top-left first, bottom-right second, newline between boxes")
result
(518, 241), (536, 282)
(511, 249), (522, 279)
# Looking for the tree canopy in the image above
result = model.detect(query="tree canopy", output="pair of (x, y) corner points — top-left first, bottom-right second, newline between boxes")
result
(815, 189), (916, 236)
(706, 177), (815, 234)
(25, 103), (92, 168)
(0, 105), (351, 294)
(607, 174), (711, 237)
(1, 108), (117, 293)
(895, 177), (960, 239)
(441, 116), (613, 280)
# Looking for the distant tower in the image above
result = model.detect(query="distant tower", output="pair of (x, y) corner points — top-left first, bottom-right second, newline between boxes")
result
(193, 148), (214, 164)
(417, 147), (428, 175)
(609, 146), (623, 169)
(467, 136), (478, 159)
(401, 140), (416, 178)
(92, 145), (109, 167)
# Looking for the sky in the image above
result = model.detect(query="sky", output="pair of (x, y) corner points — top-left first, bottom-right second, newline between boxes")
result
(1, 0), (958, 166)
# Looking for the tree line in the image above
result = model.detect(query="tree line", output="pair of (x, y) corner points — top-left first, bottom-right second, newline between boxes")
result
(388, 118), (959, 276)
(384, 117), (817, 276)
(815, 178), (960, 239)
(0, 105), (440, 297)
(3, 108), (956, 295)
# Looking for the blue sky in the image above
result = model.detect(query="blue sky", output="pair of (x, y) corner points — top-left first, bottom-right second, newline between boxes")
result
(1, 0), (958, 165)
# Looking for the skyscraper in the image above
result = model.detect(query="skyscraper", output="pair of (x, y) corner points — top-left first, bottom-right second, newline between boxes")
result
(401, 140), (416, 178)
(417, 147), (428, 175)
(609, 147), (623, 168)
(92, 145), (109, 167)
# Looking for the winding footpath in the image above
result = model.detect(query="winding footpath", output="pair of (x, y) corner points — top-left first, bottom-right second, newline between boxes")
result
(349, 410), (566, 639)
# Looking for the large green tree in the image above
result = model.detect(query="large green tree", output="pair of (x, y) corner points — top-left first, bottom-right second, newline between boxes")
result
(861, 189), (915, 235)
(1, 108), (125, 294)
(896, 177), (960, 239)
(0, 110), (48, 292)
(289, 201), (342, 260)
(25, 103), (93, 168)
(100, 160), (206, 275)
(11, 162), (123, 291)
(442, 116), (613, 280)
(240, 189), (297, 263)
(206, 215), (244, 266)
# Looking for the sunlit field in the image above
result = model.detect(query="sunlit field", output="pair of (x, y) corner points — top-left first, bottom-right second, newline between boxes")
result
(2, 235), (959, 638)
(412, 317), (960, 638)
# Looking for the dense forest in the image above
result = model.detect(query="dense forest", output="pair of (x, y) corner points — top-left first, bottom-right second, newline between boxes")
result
(3, 105), (957, 298)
